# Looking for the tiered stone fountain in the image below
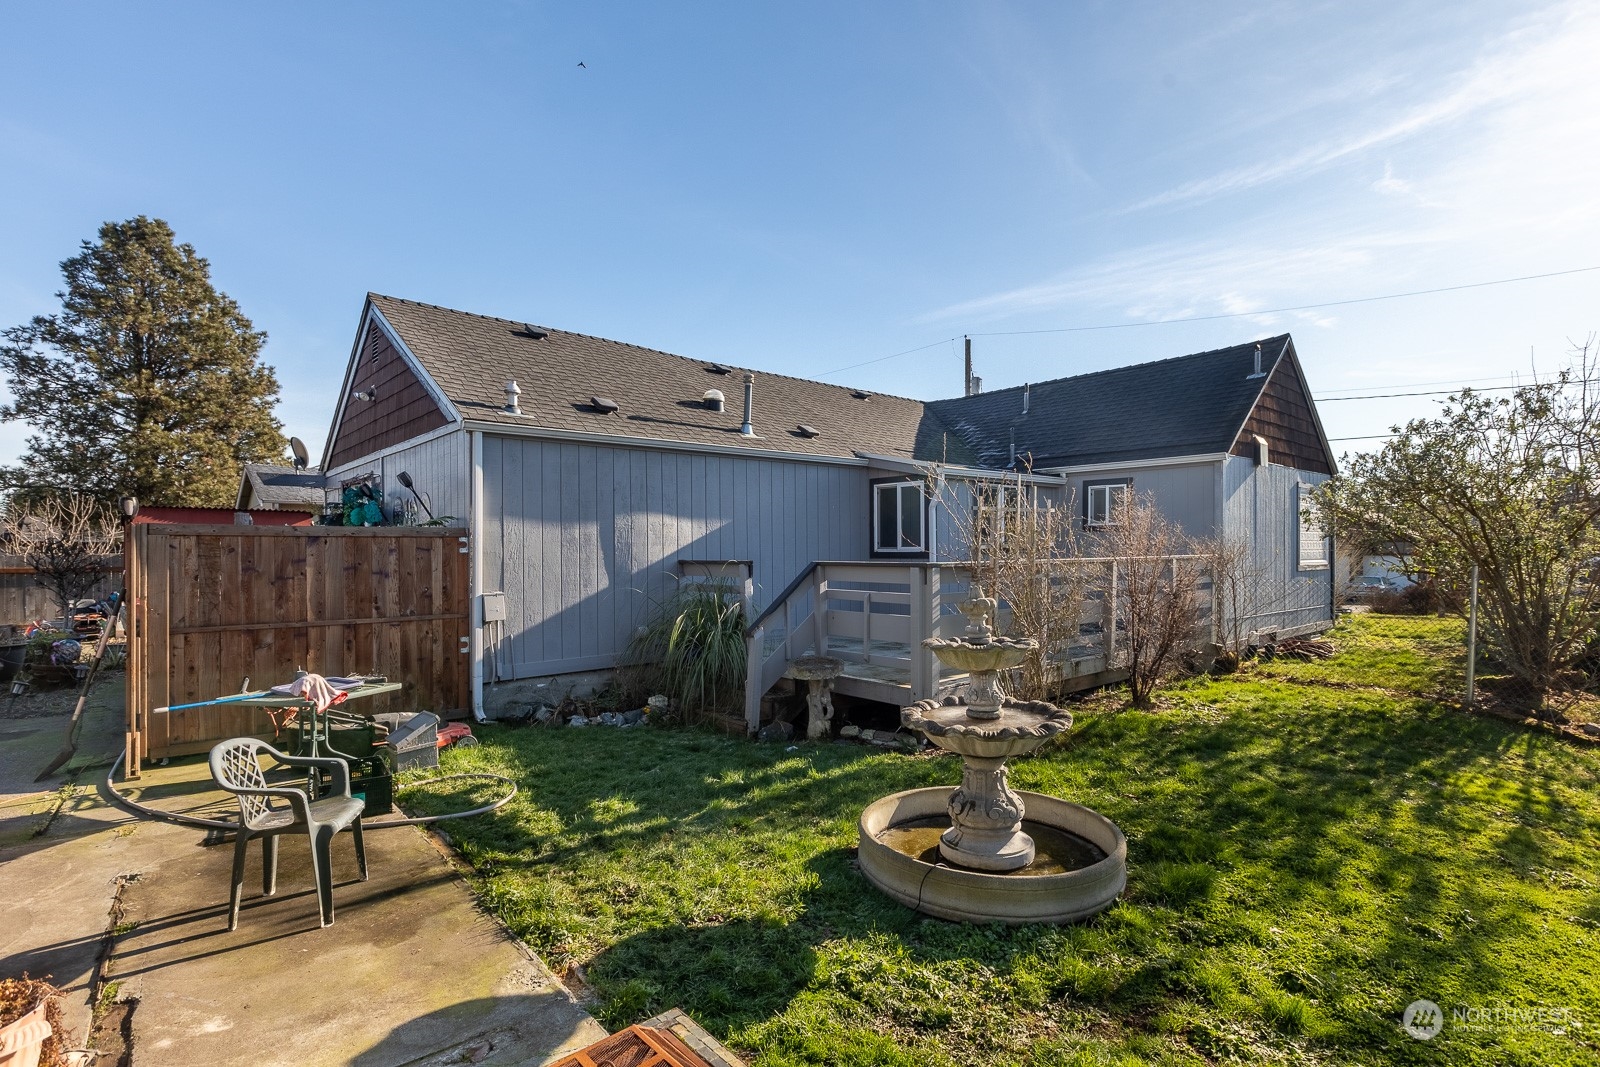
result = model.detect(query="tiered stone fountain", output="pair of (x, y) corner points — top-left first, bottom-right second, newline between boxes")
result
(857, 594), (1127, 923)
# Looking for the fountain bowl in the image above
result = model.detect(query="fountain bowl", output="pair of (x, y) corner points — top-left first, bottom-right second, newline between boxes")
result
(901, 696), (1072, 759)
(859, 787), (1127, 924)
(921, 634), (1034, 675)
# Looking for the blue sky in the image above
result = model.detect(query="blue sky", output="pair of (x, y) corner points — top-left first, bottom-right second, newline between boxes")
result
(2, 1), (1596, 468)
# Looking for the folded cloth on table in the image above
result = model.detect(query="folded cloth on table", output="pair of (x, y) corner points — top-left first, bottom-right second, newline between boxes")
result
(269, 672), (352, 712)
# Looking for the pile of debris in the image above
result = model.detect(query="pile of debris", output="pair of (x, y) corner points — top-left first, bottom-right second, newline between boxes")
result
(1260, 637), (1336, 661)
(501, 694), (668, 730)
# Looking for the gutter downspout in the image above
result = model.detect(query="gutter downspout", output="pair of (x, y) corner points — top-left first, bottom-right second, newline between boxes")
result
(469, 428), (486, 722)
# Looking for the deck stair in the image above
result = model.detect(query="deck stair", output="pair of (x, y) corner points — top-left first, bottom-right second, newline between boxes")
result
(742, 558), (1212, 732)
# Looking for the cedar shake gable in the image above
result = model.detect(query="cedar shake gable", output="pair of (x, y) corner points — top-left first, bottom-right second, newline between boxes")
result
(325, 310), (452, 468)
(1227, 338), (1337, 475)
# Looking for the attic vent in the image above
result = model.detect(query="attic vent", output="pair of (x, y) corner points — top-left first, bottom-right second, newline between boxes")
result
(852, 389), (871, 400)
(520, 325), (549, 340)
(705, 363), (732, 375)
(795, 424), (821, 438)
(703, 389), (725, 412)
(590, 396), (619, 414)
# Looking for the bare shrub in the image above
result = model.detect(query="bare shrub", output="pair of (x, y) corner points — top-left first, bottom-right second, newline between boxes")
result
(1089, 493), (1207, 708)
(1, 494), (120, 626)
(938, 473), (1088, 701)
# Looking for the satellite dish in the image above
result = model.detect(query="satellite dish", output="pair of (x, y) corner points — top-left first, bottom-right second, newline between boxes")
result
(289, 437), (310, 471)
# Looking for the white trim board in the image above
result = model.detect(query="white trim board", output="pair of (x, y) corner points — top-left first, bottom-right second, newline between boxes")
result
(855, 452), (1068, 487)
(322, 422), (465, 479)
(1044, 453), (1229, 476)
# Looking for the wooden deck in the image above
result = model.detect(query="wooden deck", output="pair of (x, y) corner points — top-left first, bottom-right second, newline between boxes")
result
(744, 559), (1210, 731)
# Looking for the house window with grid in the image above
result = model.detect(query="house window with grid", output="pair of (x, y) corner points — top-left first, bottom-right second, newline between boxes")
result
(1085, 481), (1130, 527)
(874, 480), (926, 553)
(1297, 483), (1329, 569)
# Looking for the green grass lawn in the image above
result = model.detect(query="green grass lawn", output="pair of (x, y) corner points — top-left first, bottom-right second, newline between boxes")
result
(407, 614), (1600, 1065)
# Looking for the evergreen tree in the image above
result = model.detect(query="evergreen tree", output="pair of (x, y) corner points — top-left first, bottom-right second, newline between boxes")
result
(0, 217), (287, 507)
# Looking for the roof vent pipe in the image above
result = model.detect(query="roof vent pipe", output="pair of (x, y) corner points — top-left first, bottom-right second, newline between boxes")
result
(504, 380), (522, 414)
(740, 373), (756, 436)
(1022, 383), (1030, 415)
(1248, 343), (1266, 379)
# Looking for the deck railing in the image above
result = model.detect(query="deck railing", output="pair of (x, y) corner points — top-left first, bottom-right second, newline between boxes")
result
(743, 557), (1212, 732)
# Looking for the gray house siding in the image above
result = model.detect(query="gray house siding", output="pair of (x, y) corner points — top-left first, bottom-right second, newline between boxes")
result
(927, 475), (1071, 563)
(482, 435), (869, 678)
(325, 428), (470, 526)
(1060, 462), (1219, 539)
(1221, 454), (1332, 638)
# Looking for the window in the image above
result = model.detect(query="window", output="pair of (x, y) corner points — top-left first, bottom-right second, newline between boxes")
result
(874, 480), (926, 553)
(1085, 481), (1130, 526)
(1297, 483), (1328, 569)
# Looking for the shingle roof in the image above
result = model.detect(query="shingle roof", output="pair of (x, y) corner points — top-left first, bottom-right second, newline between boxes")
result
(240, 463), (325, 509)
(367, 294), (977, 464)
(927, 336), (1292, 467)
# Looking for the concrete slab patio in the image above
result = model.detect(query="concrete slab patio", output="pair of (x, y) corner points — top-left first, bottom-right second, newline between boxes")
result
(0, 678), (607, 1065)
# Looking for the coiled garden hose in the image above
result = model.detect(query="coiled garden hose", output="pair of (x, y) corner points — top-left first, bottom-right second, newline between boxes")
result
(103, 751), (517, 832)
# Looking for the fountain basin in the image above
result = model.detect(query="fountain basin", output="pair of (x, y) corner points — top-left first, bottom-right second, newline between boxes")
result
(858, 787), (1127, 924)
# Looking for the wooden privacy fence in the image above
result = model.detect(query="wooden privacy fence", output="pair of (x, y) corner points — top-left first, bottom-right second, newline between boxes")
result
(126, 524), (470, 771)
(0, 554), (120, 628)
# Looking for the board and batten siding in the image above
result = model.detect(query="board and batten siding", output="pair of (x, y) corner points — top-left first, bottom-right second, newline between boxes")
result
(1221, 454), (1332, 636)
(325, 429), (471, 527)
(924, 475), (1070, 563)
(1060, 462), (1219, 539)
(482, 436), (870, 678)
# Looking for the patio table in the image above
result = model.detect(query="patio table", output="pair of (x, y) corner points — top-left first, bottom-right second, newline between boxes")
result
(163, 678), (402, 797)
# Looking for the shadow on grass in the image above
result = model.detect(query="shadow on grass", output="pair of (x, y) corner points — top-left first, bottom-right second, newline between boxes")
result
(418, 700), (1600, 1064)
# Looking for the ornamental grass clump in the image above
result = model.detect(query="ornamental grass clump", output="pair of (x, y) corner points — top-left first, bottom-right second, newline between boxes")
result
(625, 585), (747, 721)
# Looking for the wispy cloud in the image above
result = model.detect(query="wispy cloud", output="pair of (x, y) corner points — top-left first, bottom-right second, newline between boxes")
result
(920, 0), (1600, 330)
(1372, 162), (1410, 196)
(1122, 2), (1586, 213)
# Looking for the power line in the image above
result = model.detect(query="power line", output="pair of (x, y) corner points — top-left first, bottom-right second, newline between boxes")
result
(1318, 372), (1528, 396)
(811, 265), (1598, 380)
(815, 336), (959, 378)
(1320, 384), (1521, 402)
(1328, 433), (1397, 442)
(1318, 377), (1598, 402)
(964, 265), (1600, 339)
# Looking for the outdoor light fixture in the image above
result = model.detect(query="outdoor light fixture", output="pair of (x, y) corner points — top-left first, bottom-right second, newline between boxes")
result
(396, 471), (435, 522)
(354, 385), (379, 402)
(119, 496), (139, 521)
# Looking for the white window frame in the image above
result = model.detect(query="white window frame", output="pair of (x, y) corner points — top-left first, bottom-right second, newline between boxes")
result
(1297, 483), (1329, 570)
(873, 480), (926, 554)
(1086, 482), (1129, 527)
